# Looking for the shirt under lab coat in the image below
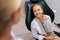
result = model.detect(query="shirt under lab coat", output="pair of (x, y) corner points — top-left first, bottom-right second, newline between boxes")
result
(31, 15), (53, 40)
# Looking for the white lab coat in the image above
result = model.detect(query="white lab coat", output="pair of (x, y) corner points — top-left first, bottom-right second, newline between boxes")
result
(11, 31), (23, 40)
(31, 15), (53, 40)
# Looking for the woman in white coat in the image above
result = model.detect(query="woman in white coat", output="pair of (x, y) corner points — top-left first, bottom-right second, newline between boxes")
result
(0, 0), (23, 40)
(31, 4), (55, 40)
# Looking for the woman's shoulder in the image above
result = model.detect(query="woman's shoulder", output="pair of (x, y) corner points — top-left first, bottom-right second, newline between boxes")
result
(14, 38), (23, 40)
(11, 31), (23, 40)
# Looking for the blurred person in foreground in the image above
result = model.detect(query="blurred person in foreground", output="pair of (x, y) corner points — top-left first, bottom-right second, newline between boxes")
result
(0, 0), (23, 40)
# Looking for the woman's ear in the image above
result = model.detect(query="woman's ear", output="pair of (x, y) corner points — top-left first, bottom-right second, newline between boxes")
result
(12, 11), (18, 24)
(12, 9), (22, 24)
(11, 6), (22, 24)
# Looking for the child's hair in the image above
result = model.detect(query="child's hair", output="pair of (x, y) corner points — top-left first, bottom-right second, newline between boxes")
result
(32, 3), (44, 10)
(31, 3), (44, 17)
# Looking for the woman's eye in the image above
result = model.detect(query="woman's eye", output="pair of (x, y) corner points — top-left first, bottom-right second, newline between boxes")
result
(38, 9), (40, 11)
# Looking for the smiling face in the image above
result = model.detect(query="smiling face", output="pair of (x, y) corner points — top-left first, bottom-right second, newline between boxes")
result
(33, 4), (44, 19)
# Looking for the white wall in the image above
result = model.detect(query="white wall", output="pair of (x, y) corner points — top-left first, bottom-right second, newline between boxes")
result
(45, 0), (60, 23)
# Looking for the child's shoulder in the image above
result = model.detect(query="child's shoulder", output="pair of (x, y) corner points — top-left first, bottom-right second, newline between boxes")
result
(43, 15), (50, 20)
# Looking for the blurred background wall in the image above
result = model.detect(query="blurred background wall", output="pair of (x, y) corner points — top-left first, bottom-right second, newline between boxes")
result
(45, 0), (60, 23)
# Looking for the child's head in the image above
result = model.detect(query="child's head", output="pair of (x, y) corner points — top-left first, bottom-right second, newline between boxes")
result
(0, 0), (22, 25)
(32, 4), (44, 18)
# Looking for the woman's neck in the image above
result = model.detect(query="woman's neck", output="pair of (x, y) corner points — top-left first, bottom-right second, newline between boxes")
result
(0, 22), (13, 40)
